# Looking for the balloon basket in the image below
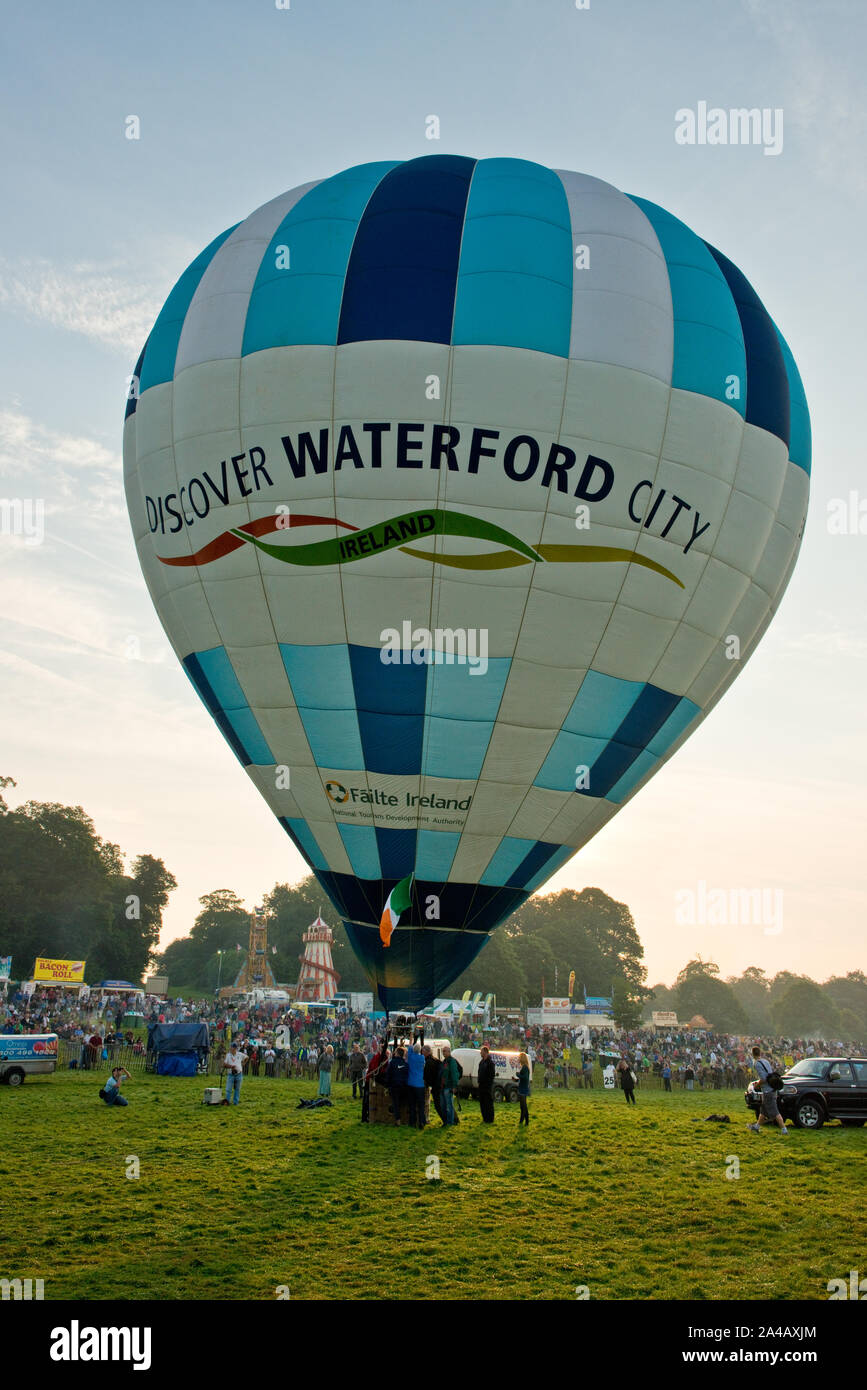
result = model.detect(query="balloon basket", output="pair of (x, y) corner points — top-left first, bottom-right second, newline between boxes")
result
(367, 1080), (431, 1126)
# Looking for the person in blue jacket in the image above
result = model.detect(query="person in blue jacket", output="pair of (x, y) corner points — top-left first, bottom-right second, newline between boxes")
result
(406, 1043), (427, 1129)
(387, 1045), (410, 1125)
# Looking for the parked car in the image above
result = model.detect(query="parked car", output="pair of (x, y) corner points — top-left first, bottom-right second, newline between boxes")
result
(745, 1057), (867, 1129)
(0, 1034), (59, 1086)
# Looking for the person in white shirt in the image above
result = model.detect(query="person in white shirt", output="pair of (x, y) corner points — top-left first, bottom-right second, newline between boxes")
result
(222, 1044), (244, 1105)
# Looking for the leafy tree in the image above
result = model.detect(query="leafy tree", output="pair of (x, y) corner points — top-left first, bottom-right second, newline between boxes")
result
(448, 886), (648, 1008)
(642, 981), (677, 1021)
(159, 889), (251, 989)
(157, 879), (377, 994)
(768, 971), (805, 1008)
(727, 966), (772, 1033)
(822, 973), (867, 1039)
(612, 978), (644, 1029)
(0, 783), (177, 983)
(837, 1009), (865, 1043)
(771, 978), (841, 1038)
(673, 959), (747, 1032)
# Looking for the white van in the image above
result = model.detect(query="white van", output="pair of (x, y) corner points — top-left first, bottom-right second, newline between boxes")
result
(247, 989), (291, 1005)
(451, 1047), (531, 1104)
(0, 1034), (59, 1086)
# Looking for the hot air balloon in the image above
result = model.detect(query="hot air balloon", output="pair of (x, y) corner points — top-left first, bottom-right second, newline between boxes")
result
(123, 155), (810, 1011)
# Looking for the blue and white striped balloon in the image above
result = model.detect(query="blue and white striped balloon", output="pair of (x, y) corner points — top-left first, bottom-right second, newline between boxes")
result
(124, 155), (810, 1010)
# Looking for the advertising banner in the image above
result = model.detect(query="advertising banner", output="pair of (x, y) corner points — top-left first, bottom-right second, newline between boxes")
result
(0, 956), (11, 981)
(0, 1034), (58, 1059)
(33, 958), (86, 984)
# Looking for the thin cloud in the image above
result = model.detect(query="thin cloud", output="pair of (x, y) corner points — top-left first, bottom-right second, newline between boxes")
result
(0, 256), (162, 356)
(741, 0), (866, 194)
(0, 408), (116, 477)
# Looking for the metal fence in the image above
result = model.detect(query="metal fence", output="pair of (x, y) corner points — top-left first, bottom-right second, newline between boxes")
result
(57, 1039), (356, 1083)
(537, 1064), (750, 1093)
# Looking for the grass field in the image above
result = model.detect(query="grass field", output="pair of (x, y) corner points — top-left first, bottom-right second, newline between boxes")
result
(2, 1070), (864, 1301)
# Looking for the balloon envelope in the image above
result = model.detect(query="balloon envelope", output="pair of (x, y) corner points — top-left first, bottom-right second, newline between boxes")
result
(124, 156), (810, 1009)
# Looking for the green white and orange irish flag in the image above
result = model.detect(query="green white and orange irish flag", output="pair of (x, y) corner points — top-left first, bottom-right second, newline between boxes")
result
(379, 875), (413, 948)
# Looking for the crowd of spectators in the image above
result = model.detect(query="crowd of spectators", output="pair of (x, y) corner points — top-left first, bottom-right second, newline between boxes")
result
(1, 985), (862, 1090)
(512, 1024), (863, 1091)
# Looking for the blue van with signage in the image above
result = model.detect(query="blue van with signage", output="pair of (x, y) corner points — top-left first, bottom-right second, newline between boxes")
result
(0, 1034), (59, 1086)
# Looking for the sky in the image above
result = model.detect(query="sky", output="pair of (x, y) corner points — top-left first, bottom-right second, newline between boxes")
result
(1, 0), (864, 990)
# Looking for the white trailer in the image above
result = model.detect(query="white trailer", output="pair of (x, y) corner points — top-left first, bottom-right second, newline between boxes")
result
(451, 1047), (531, 1104)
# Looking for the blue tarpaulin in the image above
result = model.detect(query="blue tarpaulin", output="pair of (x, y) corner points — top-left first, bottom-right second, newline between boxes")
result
(147, 1023), (209, 1054)
(147, 1023), (209, 1076)
(156, 1053), (198, 1077)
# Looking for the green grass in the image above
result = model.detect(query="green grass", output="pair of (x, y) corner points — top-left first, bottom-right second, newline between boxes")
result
(1, 1071), (864, 1301)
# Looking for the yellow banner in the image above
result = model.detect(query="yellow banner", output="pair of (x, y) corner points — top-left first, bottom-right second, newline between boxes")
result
(33, 957), (86, 984)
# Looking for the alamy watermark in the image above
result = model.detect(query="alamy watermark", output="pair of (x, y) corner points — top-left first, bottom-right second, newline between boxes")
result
(675, 880), (783, 936)
(1, 1277), (44, 1300)
(827, 492), (867, 535)
(50, 1322), (151, 1370)
(380, 622), (488, 675)
(1, 498), (44, 546)
(675, 102), (783, 156)
(827, 1269), (867, 1300)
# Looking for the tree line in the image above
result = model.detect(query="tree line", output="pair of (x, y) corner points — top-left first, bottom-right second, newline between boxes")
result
(0, 777), (176, 984)
(1, 777), (863, 1040)
(156, 881), (650, 1022)
(647, 959), (867, 1042)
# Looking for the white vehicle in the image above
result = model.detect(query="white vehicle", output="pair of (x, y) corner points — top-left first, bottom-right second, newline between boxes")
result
(451, 1047), (532, 1104)
(0, 1034), (59, 1086)
(247, 988), (291, 1005)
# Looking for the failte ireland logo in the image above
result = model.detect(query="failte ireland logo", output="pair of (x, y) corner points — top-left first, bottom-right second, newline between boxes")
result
(158, 506), (684, 587)
(325, 781), (472, 811)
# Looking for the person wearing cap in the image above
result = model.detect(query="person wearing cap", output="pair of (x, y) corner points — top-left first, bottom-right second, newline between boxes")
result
(222, 1043), (244, 1105)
